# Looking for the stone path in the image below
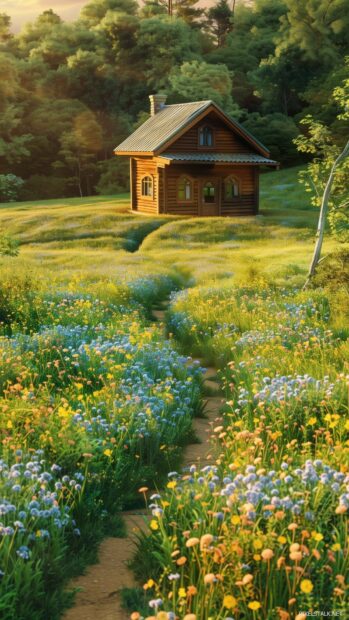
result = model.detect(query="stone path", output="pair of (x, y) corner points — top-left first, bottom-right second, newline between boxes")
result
(63, 307), (223, 620)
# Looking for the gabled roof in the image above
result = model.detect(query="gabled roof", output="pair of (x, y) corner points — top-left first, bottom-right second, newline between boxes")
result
(114, 100), (270, 158)
(159, 153), (278, 166)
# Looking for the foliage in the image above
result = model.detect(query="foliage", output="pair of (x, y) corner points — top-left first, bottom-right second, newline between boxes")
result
(0, 232), (19, 256)
(294, 65), (349, 241)
(0, 0), (348, 198)
(169, 60), (241, 117)
(0, 174), (24, 202)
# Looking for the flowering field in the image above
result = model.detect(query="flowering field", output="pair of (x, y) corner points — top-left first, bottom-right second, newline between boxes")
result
(132, 286), (349, 618)
(0, 167), (348, 619)
(0, 270), (203, 619)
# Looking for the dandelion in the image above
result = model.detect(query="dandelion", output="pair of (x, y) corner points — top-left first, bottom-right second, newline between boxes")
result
(300, 579), (313, 594)
(150, 520), (159, 531)
(248, 601), (261, 610)
(223, 594), (237, 609)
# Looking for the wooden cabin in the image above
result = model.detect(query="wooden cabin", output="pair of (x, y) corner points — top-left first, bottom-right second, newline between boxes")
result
(114, 95), (278, 217)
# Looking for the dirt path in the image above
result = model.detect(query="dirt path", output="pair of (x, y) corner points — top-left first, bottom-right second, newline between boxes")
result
(63, 307), (223, 620)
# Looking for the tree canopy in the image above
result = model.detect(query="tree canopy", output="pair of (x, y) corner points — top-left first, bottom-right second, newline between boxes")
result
(0, 0), (347, 199)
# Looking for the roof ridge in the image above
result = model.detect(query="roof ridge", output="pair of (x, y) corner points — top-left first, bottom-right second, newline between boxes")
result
(164, 100), (212, 107)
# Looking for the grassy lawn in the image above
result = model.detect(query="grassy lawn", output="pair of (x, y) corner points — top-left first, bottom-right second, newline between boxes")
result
(0, 166), (333, 287)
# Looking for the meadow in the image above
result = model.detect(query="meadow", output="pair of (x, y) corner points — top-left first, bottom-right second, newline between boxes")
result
(0, 166), (348, 619)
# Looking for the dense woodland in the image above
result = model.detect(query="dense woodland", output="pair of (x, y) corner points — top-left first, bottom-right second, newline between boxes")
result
(0, 0), (348, 200)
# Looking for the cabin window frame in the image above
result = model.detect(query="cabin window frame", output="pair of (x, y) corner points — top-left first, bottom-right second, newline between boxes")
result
(141, 174), (154, 199)
(198, 124), (215, 149)
(202, 180), (217, 204)
(224, 175), (240, 201)
(177, 175), (194, 203)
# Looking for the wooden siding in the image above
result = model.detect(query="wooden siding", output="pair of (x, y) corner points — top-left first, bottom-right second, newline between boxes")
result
(162, 164), (258, 216)
(169, 112), (253, 154)
(134, 158), (158, 214)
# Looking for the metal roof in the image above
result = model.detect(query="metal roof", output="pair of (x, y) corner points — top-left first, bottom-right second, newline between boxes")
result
(159, 153), (278, 165)
(114, 101), (212, 153)
(114, 100), (270, 156)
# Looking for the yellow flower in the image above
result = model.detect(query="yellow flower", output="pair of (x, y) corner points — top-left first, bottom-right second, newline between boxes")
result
(150, 520), (159, 531)
(231, 515), (240, 525)
(331, 543), (341, 551)
(277, 535), (287, 544)
(307, 416), (317, 426)
(253, 539), (263, 550)
(248, 601), (261, 610)
(300, 579), (313, 594)
(223, 594), (237, 609)
(103, 449), (112, 458)
(167, 481), (177, 489)
(253, 554), (261, 561)
(178, 587), (186, 598)
(311, 531), (323, 542)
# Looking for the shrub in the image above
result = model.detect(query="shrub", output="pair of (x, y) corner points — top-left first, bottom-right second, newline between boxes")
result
(0, 174), (24, 202)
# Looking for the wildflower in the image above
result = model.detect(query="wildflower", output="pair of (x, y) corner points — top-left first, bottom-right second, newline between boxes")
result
(187, 585), (197, 596)
(248, 601), (261, 610)
(231, 515), (240, 525)
(150, 520), (159, 531)
(300, 579), (313, 594)
(295, 614), (307, 620)
(200, 533), (214, 549)
(178, 587), (186, 598)
(242, 574), (253, 585)
(176, 556), (187, 566)
(186, 537), (199, 548)
(183, 615), (196, 620)
(223, 594), (237, 609)
(204, 573), (216, 585)
(253, 539), (263, 550)
(261, 548), (274, 561)
(103, 449), (112, 457)
(311, 531), (323, 542)
(131, 614), (141, 620)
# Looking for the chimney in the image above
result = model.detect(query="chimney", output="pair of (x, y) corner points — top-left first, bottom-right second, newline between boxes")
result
(149, 93), (167, 116)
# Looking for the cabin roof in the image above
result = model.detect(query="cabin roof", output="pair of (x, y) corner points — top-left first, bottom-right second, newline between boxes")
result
(158, 152), (278, 165)
(114, 100), (270, 157)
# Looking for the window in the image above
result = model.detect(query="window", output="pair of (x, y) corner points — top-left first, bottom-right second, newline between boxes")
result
(199, 125), (214, 147)
(178, 177), (192, 201)
(224, 176), (239, 200)
(203, 182), (216, 203)
(141, 175), (153, 197)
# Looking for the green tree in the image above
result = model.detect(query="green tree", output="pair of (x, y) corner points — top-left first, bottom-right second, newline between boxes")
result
(208, 0), (234, 46)
(55, 110), (103, 197)
(294, 67), (349, 283)
(170, 60), (241, 117)
(0, 174), (24, 202)
(278, 0), (349, 63)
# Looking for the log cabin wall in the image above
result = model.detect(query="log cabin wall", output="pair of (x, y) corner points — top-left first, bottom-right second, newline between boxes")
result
(169, 113), (253, 154)
(163, 164), (258, 216)
(133, 157), (158, 213)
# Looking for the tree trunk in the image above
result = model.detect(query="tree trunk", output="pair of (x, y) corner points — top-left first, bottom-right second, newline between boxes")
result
(304, 139), (349, 288)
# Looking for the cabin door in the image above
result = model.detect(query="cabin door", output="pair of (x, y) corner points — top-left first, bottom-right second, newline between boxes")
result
(200, 178), (220, 216)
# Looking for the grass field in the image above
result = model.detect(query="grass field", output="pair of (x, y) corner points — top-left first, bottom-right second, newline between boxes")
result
(0, 165), (348, 619)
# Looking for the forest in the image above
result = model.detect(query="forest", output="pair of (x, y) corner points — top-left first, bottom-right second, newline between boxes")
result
(0, 0), (348, 200)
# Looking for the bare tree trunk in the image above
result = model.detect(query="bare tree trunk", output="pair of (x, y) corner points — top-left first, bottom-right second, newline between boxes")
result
(303, 139), (349, 289)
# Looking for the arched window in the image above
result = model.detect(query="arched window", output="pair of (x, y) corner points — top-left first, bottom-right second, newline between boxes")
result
(178, 176), (193, 201)
(224, 176), (239, 200)
(141, 175), (153, 197)
(203, 181), (216, 203)
(199, 125), (214, 147)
